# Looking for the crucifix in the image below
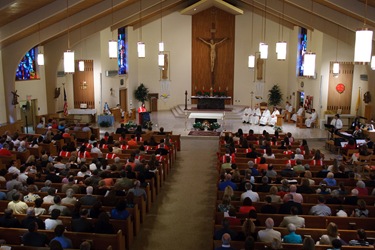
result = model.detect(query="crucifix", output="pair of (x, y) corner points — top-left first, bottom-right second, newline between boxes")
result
(198, 23), (227, 87)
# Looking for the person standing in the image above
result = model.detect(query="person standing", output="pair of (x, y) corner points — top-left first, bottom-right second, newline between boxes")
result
(330, 114), (343, 134)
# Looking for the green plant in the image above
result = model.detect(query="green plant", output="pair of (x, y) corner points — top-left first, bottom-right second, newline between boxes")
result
(134, 83), (149, 103)
(124, 121), (137, 129)
(268, 84), (283, 107)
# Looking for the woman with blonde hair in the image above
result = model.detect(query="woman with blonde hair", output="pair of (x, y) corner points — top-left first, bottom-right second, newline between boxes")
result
(318, 222), (341, 245)
(223, 186), (234, 199)
(266, 186), (282, 203)
(304, 170), (315, 185)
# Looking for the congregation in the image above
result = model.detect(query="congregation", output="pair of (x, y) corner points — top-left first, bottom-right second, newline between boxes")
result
(0, 119), (178, 249)
(214, 128), (375, 250)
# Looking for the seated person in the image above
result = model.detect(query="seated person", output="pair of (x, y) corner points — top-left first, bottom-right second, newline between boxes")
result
(283, 223), (302, 244)
(305, 109), (317, 128)
(349, 229), (370, 246)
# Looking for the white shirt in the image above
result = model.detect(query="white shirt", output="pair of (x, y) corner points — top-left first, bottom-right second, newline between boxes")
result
(45, 218), (63, 230)
(331, 118), (343, 129)
(240, 190), (259, 202)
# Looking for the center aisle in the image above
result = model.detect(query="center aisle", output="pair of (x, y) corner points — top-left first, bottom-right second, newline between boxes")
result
(131, 137), (219, 250)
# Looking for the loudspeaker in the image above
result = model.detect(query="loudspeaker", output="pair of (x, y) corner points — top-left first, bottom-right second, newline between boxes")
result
(105, 70), (118, 77)
(120, 79), (124, 85)
(360, 74), (368, 81)
(57, 71), (66, 77)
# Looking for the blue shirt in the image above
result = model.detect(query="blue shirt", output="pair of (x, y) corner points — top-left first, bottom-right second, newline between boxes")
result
(218, 181), (237, 191)
(323, 178), (337, 186)
(283, 232), (302, 243)
(111, 209), (130, 220)
(52, 236), (72, 248)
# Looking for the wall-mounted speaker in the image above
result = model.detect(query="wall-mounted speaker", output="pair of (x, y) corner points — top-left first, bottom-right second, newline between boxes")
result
(360, 74), (368, 81)
(120, 79), (124, 85)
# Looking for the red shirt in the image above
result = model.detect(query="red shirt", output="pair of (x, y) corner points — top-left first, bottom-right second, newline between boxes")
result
(78, 151), (91, 158)
(59, 151), (71, 158)
(0, 148), (12, 156)
(138, 106), (146, 113)
(106, 153), (117, 159)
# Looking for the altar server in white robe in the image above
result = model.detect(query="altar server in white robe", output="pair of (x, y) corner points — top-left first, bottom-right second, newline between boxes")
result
(268, 107), (280, 126)
(305, 109), (318, 128)
(291, 103), (304, 122)
(250, 104), (261, 125)
(242, 106), (253, 123)
(259, 107), (271, 126)
(282, 101), (291, 115)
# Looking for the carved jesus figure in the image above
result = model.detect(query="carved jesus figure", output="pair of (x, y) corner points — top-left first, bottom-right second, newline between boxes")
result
(198, 37), (227, 73)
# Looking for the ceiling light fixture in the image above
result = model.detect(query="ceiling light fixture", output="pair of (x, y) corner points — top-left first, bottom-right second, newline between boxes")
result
(158, 0), (164, 67)
(37, 23), (44, 66)
(276, 0), (286, 60)
(259, 0), (268, 59)
(332, 26), (340, 75)
(303, 1), (316, 77)
(138, 0), (145, 58)
(64, 0), (74, 73)
(354, 0), (373, 63)
(248, 3), (255, 69)
(108, 0), (118, 59)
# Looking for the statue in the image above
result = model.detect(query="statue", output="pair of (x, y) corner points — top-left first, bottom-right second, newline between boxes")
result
(256, 55), (264, 81)
(161, 54), (169, 80)
(11, 90), (19, 105)
(198, 37), (228, 73)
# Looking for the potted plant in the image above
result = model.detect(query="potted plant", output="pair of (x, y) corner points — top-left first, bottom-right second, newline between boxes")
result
(134, 83), (149, 104)
(268, 84), (283, 107)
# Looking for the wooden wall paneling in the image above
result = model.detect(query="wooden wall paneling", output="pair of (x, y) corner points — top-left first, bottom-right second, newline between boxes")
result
(327, 62), (354, 114)
(192, 7), (235, 104)
(73, 60), (95, 109)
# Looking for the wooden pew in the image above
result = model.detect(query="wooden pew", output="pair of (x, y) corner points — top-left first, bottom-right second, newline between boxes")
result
(0, 227), (124, 250)
(214, 212), (375, 231)
(7, 213), (133, 249)
(213, 240), (374, 250)
(213, 225), (375, 244)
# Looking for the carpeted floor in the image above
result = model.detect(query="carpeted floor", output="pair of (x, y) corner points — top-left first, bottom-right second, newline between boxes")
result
(130, 137), (218, 250)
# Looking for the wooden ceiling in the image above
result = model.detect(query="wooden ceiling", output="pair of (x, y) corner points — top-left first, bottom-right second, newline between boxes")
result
(0, 0), (374, 49)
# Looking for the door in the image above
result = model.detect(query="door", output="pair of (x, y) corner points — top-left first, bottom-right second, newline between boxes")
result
(119, 88), (128, 113)
(20, 99), (37, 133)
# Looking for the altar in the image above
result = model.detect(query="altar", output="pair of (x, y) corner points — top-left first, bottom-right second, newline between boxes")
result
(191, 96), (231, 110)
(67, 109), (96, 123)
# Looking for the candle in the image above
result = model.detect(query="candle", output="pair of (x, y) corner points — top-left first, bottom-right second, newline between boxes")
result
(219, 86), (221, 91)
(226, 87), (228, 91)
(203, 86), (205, 90)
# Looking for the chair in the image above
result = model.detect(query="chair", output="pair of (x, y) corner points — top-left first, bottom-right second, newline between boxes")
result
(259, 102), (268, 112)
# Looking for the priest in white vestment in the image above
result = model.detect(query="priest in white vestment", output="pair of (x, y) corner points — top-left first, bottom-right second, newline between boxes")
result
(305, 109), (318, 127)
(242, 107), (252, 123)
(268, 107), (280, 126)
(291, 104), (304, 122)
(259, 107), (271, 126)
(250, 104), (261, 125)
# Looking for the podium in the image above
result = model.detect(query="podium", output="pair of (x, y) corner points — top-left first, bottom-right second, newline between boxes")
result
(139, 112), (150, 127)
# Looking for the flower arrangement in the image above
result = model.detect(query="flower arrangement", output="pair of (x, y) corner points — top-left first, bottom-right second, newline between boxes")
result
(193, 121), (221, 131)
(124, 121), (137, 129)
(273, 125), (283, 132)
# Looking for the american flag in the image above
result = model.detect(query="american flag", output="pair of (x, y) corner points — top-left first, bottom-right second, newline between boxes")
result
(63, 87), (68, 116)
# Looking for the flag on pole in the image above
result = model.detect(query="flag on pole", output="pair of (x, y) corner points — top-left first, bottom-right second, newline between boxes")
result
(355, 87), (361, 116)
(63, 87), (68, 116)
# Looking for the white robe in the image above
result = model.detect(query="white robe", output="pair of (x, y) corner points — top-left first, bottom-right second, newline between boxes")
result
(268, 110), (280, 126)
(305, 112), (318, 127)
(259, 109), (271, 125)
(291, 107), (304, 122)
(242, 107), (252, 123)
(250, 108), (261, 124)
(282, 104), (290, 115)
